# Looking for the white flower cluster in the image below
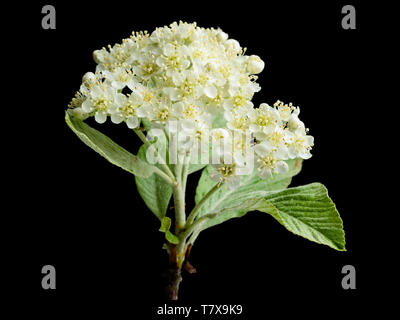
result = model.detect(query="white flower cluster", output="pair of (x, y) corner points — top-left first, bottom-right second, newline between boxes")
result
(67, 21), (313, 187)
(68, 21), (262, 127)
(214, 100), (314, 188)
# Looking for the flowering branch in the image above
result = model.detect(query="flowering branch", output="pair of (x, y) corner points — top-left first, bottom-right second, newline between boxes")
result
(65, 21), (346, 301)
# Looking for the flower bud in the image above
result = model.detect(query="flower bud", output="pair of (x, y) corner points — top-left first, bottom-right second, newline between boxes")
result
(93, 50), (105, 64)
(225, 39), (241, 52)
(216, 30), (228, 42)
(82, 72), (96, 86)
(247, 55), (265, 74)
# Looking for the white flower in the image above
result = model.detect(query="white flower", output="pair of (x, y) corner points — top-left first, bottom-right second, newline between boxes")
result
(210, 128), (231, 145)
(248, 103), (280, 134)
(287, 128), (314, 159)
(256, 126), (290, 152)
(137, 98), (183, 124)
(287, 113), (305, 132)
(113, 92), (142, 128)
(103, 68), (135, 90)
(223, 92), (254, 111)
(246, 55), (265, 74)
(81, 84), (116, 123)
(254, 143), (289, 179)
(225, 109), (251, 132)
(210, 152), (248, 189)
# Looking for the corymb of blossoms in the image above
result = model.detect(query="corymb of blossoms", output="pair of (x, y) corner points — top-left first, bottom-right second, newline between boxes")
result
(65, 21), (345, 300)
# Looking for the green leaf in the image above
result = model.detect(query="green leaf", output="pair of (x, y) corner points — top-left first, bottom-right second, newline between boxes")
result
(197, 183), (346, 251)
(135, 138), (172, 220)
(159, 217), (179, 244)
(194, 160), (345, 250)
(159, 216), (172, 232)
(194, 158), (303, 229)
(258, 183), (346, 251)
(65, 111), (155, 178)
(165, 231), (179, 244)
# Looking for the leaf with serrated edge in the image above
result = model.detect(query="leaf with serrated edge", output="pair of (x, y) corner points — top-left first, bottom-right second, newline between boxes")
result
(200, 183), (346, 251)
(261, 183), (345, 250)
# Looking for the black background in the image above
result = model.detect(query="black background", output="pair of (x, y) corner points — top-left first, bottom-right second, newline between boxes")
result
(3, 0), (391, 318)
